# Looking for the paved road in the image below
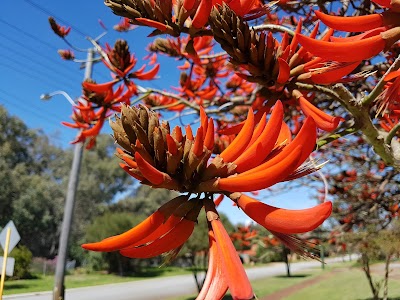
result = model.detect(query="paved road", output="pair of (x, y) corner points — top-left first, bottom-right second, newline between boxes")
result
(3, 255), (355, 300)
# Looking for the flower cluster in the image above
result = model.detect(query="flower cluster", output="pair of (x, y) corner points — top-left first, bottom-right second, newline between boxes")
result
(297, 8), (400, 63)
(377, 71), (400, 135)
(104, 0), (266, 36)
(48, 17), (71, 38)
(61, 40), (159, 148)
(82, 103), (332, 299)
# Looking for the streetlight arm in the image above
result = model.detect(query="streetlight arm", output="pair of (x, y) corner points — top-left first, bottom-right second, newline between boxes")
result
(40, 90), (76, 106)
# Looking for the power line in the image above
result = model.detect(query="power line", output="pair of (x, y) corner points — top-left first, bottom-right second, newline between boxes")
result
(0, 89), (66, 125)
(0, 31), (82, 79)
(0, 88), (70, 122)
(0, 60), (76, 93)
(0, 30), (110, 81)
(0, 18), (58, 50)
(22, 0), (90, 38)
(0, 94), (65, 144)
(0, 55), (78, 91)
(1, 43), (80, 86)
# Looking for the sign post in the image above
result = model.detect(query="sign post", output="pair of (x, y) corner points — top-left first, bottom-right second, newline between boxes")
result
(0, 221), (21, 300)
(0, 228), (11, 300)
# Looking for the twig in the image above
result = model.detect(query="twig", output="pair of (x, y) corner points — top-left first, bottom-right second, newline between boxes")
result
(362, 53), (400, 106)
(384, 123), (400, 145)
(252, 24), (295, 36)
(317, 127), (357, 148)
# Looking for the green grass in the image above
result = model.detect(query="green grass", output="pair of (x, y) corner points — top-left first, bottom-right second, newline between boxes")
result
(285, 266), (400, 300)
(6, 261), (400, 300)
(174, 268), (323, 300)
(3, 266), (193, 295)
(251, 271), (320, 297)
(173, 261), (400, 300)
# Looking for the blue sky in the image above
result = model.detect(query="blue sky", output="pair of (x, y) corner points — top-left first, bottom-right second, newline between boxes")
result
(1, 0), (323, 224)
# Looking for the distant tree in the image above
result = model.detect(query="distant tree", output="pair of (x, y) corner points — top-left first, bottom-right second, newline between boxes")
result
(0, 107), (65, 256)
(0, 107), (132, 259)
(39, 134), (133, 261)
(85, 211), (146, 275)
(343, 222), (400, 300)
(112, 185), (179, 216)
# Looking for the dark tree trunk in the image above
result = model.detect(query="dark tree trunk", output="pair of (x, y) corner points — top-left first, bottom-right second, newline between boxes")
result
(383, 253), (392, 300)
(283, 246), (291, 277)
(361, 253), (380, 300)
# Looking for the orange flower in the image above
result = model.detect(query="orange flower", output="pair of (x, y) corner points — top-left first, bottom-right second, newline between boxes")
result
(48, 17), (71, 38)
(83, 103), (331, 299)
(113, 17), (137, 32)
(57, 49), (75, 60)
(297, 11), (400, 62)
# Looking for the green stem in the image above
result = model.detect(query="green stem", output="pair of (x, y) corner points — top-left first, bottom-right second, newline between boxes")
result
(385, 122), (400, 145)
(317, 127), (357, 148)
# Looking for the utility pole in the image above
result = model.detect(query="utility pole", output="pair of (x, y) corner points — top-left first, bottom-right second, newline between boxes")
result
(53, 49), (94, 300)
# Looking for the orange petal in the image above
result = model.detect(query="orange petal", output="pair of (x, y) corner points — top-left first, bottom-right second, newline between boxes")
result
(276, 58), (290, 84)
(136, 18), (168, 31)
(218, 105), (269, 135)
(310, 61), (360, 85)
(166, 134), (178, 155)
(290, 19), (303, 53)
(298, 97), (343, 132)
(242, 117), (316, 176)
(186, 125), (194, 140)
(81, 118), (105, 138)
(130, 215), (182, 247)
(384, 70), (400, 81)
(204, 118), (215, 150)
(276, 121), (292, 145)
(196, 229), (228, 300)
(119, 163), (144, 181)
(235, 194), (332, 234)
(133, 64), (160, 80)
(135, 152), (165, 185)
(120, 154), (138, 169)
(220, 108), (255, 162)
(296, 33), (385, 62)
(372, 0), (391, 7)
(81, 196), (189, 252)
(82, 211), (164, 252)
(234, 101), (283, 173)
(211, 218), (254, 300)
(330, 27), (386, 42)
(214, 194), (224, 207)
(119, 219), (195, 258)
(82, 80), (115, 93)
(192, 0), (212, 29)
(183, 0), (197, 10)
(173, 126), (183, 142)
(218, 146), (302, 192)
(200, 106), (208, 133)
(247, 113), (267, 146)
(61, 121), (89, 129)
(193, 126), (204, 157)
(314, 10), (383, 32)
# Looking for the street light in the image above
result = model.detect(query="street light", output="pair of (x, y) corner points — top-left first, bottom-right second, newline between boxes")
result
(40, 90), (84, 300)
(40, 91), (76, 106)
(41, 48), (94, 300)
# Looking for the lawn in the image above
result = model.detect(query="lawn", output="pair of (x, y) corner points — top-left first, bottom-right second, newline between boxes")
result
(174, 268), (323, 300)
(285, 265), (400, 300)
(175, 261), (400, 300)
(5, 261), (400, 300)
(2, 266), (193, 295)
